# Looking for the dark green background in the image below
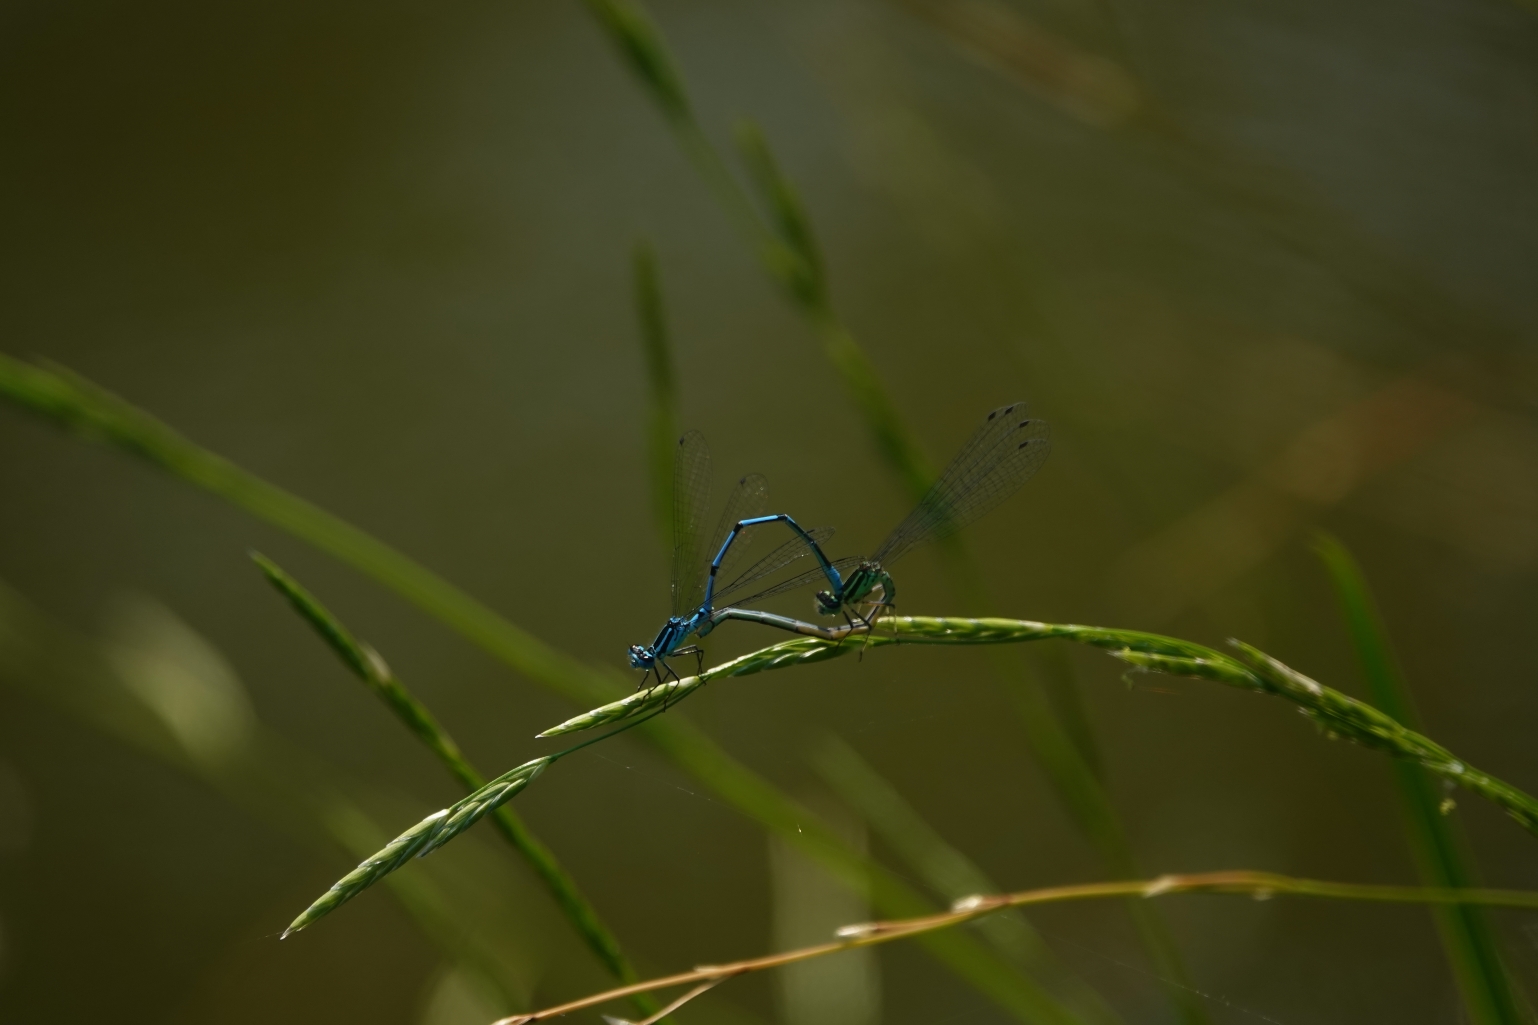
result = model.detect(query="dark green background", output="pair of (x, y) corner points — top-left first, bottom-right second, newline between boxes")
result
(3, 0), (1537, 1021)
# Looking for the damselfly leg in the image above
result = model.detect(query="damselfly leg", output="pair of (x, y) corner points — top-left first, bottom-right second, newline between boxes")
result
(656, 646), (704, 709)
(854, 601), (894, 655)
(664, 645), (704, 680)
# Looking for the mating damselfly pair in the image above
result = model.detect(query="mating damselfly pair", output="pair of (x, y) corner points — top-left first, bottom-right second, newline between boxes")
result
(628, 404), (1051, 687)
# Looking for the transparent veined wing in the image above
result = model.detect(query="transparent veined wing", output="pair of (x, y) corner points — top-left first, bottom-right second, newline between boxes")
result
(726, 554), (864, 609)
(713, 526), (836, 606)
(671, 430), (712, 616)
(682, 472), (769, 613)
(874, 404), (1050, 566)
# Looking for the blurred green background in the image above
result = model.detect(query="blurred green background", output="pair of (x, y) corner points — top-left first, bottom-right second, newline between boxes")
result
(2, 0), (1537, 1022)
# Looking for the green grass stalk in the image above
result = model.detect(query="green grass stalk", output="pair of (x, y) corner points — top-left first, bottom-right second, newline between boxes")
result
(542, 616), (1538, 837)
(283, 707), (665, 937)
(581, 0), (932, 498)
(633, 243), (679, 554)
(252, 554), (653, 1010)
(0, 355), (619, 706)
(631, 715), (1095, 1024)
(990, 640), (1204, 1016)
(1313, 532), (1523, 1023)
(813, 735), (1122, 1025)
(294, 696), (1096, 1025)
(0, 580), (534, 1012)
(499, 869), (1538, 1025)
(0, 356), (1069, 1024)
(579, 5), (1201, 1012)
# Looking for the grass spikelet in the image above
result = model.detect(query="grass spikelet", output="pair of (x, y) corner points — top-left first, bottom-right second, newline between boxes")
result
(284, 756), (554, 937)
(539, 636), (848, 737)
(284, 808), (450, 938)
(254, 554), (658, 1012)
(0, 355), (1086, 1019)
(582, 0), (691, 124)
(733, 120), (825, 308)
(542, 615), (1538, 839)
(420, 759), (552, 857)
(1107, 649), (1265, 690)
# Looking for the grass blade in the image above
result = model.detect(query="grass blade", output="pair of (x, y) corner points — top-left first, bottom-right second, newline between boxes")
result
(0, 355), (1067, 1023)
(731, 117), (934, 501)
(1312, 532), (1524, 1023)
(294, 698), (1089, 1025)
(0, 355), (617, 706)
(633, 243), (679, 555)
(733, 120), (826, 311)
(582, 0), (932, 500)
(993, 659), (1208, 1019)
(637, 720), (1090, 1025)
(813, 735), (1121, 1025)
(0, 580), (538, 1012)
(1032, 643), (1105, 781)
(578, 8), (1204, 1014)
(583, 0), (691, 125)
(252, 554), (654, 1010)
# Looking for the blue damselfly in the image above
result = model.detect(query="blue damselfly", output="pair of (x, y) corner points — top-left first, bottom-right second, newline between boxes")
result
(628, 430), (834, 686)
(712, 403), (1050, 633)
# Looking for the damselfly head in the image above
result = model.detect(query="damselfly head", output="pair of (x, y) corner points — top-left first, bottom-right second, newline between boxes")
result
(815, 590), (840, 615)
(628, 644), (653, 669)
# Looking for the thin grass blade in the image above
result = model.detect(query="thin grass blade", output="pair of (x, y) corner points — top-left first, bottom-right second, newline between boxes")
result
(813, 735), (1122, 1025)
(995, 643), (1209, 1023)
(254, 553), (463, 769)
(0, 355), (620, 707)
(637, 720), (1091, 1025)
(252, 554), (652, 1006)
(296, 694), (1081, 1025)
(582, 0), (691, 124)
(670, 429), (712, 617)
(634, 243), (679, 557)
(1313, 532), (1523, 1024)
(0, 355), (1088, 1022)
(572, 9), (1200, 1011)
(0, 580), (536, 1010)
(734, 120), (826, 309)
(579, 0), (933, 500)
